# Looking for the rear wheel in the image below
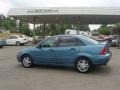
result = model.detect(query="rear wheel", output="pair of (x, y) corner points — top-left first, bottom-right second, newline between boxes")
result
(16, 41), (21, 46)
(21, 55), (33, 68)
(75, 57), (93, 73)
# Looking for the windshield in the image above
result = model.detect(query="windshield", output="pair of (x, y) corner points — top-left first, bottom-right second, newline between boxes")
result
(19, 35), (24, 38)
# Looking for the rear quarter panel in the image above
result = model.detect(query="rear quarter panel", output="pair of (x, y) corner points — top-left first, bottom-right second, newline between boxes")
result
(79, 45), (104, 55)
(73, 45), (105, 63)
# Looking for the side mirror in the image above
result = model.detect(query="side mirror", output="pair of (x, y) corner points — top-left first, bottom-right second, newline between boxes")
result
(36, 45), (41, 48)
(36, 45), (40, 48)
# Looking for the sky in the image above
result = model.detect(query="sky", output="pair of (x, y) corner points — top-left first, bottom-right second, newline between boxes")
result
(0, 0), (120, 30)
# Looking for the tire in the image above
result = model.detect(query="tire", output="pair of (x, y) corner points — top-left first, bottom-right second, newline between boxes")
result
(16, 41), (21, 46)
(21, 55), (33, 68)
(0, 46), (3, 48)
(75, 57), (93, 73)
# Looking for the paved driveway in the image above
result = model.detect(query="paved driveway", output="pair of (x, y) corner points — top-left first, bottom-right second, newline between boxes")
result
(0, 46), (120, 90)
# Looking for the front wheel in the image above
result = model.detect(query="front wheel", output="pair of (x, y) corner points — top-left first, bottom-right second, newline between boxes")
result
(0, 46), (3, 48)
(75, 57), (93, 73)
(21, 55), (33, 68)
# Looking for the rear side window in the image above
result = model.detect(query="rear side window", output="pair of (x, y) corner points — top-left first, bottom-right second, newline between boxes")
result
(9, 36), (17, 39)
(19, 35), (24, 38)
(80, 35), (99, 45)
(58, 36), (84, 47)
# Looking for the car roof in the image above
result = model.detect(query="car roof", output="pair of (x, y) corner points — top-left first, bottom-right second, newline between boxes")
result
(54, 34), (84, 37)
(54, 34), (92, 39)
(10, 35), (19, 36)
(10, 35), (25, 37)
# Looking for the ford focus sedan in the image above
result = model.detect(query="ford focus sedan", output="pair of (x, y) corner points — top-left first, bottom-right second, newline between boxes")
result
(17, 35), (112, 73)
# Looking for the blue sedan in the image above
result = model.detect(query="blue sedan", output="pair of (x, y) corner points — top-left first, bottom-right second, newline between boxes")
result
(17, 35), (112, 73)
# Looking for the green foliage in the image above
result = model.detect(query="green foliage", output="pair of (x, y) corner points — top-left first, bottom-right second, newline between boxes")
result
(0, 14), (5, 28)
(19, 21), (32, 36)
(0, 15), (17, 33)
(34, 24), (72, 36)
(111, 23), (120, 35)
(0, 15), (90, 36)
(34, 25), (43, 36)
(49, 24), (56, 35)
(79, 25), (90, 31)
(98, 25), (111, 35)
(3, 17), (16, 31)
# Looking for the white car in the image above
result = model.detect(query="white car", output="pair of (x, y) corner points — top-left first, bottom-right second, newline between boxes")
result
(5, 35), (28, 46)
(21, 35), (33, 42)
(110, 35), (120, 46)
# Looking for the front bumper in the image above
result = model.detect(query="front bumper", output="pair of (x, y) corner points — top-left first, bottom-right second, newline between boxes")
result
(17, 54), (22, 62)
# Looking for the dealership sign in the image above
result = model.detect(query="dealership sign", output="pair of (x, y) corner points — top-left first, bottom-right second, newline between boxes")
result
(27, 9), (59, 13)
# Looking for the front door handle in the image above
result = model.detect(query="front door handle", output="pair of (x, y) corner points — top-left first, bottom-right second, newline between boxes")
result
(70, 48), (76, 50)
(48, 49), (54, 52)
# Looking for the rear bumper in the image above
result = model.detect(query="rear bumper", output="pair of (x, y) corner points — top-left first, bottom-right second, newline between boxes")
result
(0, 41), (6, 46)
(91, 52), (112, 66)
(21, 41), (29, 45)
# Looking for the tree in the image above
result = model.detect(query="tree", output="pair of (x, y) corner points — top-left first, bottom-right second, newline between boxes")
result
(19, 21), (32, 36)
(56, 24), (72, 35)
(98, 25), (111, 35)
(31, 24), (89, 36)
(0, 14), (5, 28)
(49, 24), (56, 35)
(1, 17), (16, 32)
(0, 15), (18, 33)
(111, 23), (120, 35)
(34, 25), (43, 36)
(79, 25), (90, 31)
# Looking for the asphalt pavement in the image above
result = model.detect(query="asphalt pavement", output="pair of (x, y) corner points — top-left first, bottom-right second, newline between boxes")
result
(0, 46), (120, 90)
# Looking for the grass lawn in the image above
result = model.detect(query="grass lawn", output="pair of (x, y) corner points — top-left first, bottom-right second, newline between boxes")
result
(0, 33), (22, 39)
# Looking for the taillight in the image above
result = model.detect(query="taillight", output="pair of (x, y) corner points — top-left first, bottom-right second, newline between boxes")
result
(100, 48), (107, 55)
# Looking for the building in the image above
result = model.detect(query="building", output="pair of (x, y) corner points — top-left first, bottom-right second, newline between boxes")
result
(65, 29), (92, 36)
(7, 7), (120, 32)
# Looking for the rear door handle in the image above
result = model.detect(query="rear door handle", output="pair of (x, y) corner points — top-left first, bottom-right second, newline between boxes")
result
(70, 48), (76, 50)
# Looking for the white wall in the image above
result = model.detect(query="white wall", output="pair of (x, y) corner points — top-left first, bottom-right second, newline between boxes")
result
(65, 29), (92, 37)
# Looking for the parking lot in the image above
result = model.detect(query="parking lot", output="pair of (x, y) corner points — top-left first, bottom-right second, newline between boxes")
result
(0, 46), (120, 90)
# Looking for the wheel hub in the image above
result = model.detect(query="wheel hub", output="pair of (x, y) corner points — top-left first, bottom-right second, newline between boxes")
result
(77, 60), (89, 72)
(23, 57), (31, 67)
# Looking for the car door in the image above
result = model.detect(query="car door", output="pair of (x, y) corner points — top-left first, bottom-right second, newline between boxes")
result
(5, 36), (14, 45)
(5, 36), (11, 45)
(34, 37), (59, 64)
(6, 36), (17, 45)
(52, 36), (84, 65)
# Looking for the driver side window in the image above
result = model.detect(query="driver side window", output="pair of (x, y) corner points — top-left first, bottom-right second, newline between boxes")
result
(40, 37), (58, 48)
(9, 36), (17, 39)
